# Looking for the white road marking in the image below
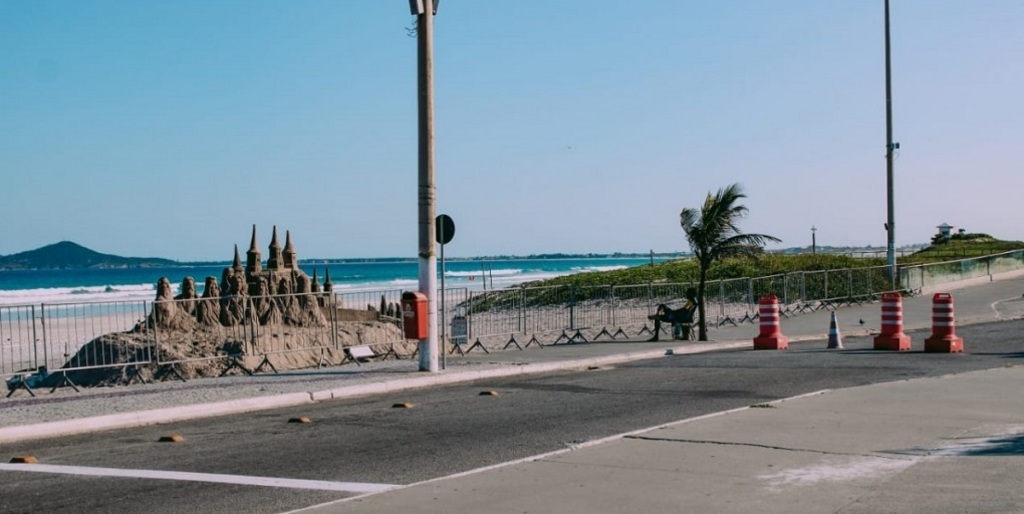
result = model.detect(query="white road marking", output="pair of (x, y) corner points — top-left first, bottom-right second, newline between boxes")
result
(0, 463), (398, 494)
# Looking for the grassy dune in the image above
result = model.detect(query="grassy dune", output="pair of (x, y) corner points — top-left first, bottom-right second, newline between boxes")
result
(528, 237), (1024, 288)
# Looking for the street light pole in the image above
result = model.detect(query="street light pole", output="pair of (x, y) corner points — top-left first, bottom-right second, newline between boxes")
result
(884, 0), (897, 288)
(811, 226), (817, 255)
(412, 0), (438, 372)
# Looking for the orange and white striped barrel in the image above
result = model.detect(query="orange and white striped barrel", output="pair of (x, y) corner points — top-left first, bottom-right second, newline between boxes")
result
(753, 295), (788, 350)
(873, 292), (911, 351)
(924, 293), (963, 353)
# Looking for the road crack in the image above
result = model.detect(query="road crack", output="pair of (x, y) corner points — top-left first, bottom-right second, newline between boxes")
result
(623, 435), (907, 460)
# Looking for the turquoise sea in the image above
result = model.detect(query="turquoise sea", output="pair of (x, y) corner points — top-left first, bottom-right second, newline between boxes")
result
(0, 257), (668, 307)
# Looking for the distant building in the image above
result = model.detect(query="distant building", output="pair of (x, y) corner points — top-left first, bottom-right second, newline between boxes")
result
(936, 223), (954, 241)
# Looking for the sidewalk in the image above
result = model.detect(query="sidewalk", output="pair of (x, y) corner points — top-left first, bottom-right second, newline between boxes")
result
(294, 365), (1024, 514)
(2, 276), (1022, 445)
(284, 277), (1024, 514)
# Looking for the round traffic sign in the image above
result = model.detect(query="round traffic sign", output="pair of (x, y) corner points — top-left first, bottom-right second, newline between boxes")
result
(435, 214), (455, 245)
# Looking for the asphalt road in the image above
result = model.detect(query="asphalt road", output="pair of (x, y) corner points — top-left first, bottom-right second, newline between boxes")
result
(3, 319), (1023, 514)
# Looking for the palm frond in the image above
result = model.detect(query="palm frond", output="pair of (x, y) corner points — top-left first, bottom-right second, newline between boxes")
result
(678, 183), (779, 341)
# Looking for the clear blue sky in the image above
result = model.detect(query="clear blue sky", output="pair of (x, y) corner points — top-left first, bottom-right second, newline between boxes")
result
(2, 1), (1021, 261)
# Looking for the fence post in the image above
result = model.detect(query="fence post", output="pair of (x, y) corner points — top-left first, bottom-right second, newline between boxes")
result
(646, 283), (654, 317)
(782, 273), (788, 305)
(716, 280), (724, 325)
(247, 297), (259, 353)
(606, 284), (614, 325)
(151, 301), (163, 367)
(569, 285), (577, 330)
(800, 272), (806, 304)
(605, 285), (613, 326)
(518, 287), (525, 334)
(747, 278), (754, 313)
(468, 290), (475, 341)
(330, 294), (339, 349)
(39, 303), (50, 370)
(848, 269), (853, 299)
(26, 305), (38, 370)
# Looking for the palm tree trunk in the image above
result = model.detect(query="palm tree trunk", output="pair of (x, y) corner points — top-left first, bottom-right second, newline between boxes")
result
(697, 267), (708, 341)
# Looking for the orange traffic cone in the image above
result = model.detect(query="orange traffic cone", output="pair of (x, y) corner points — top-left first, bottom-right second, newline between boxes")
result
(827, 311), (843, 349)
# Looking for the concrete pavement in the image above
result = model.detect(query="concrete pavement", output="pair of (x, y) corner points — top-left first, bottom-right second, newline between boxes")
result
(284, 276), (1024, 514)
(294, 366), (1024, 514)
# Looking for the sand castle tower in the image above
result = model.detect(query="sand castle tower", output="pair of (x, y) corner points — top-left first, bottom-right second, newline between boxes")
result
(311, 269), (322, 293)
(151, 225), (328, 329)
(266, 226), (284, 270)
(246, 225), (262, 275)
(283, 230), (298, 269)
(231, 245), (244, 275)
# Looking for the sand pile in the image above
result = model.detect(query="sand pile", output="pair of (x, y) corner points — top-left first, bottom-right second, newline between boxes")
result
(55, 321), (411, 386)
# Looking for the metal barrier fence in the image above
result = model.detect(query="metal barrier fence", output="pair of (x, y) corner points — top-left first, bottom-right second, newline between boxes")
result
(40, 300), (153, 377)
(450, 264), (902, 347)
(440, 287), (470, 346)
(5, 252), (1024, 393)
(1, 305), (39, 381)
(2, 290), (400, 392)
(150, 295), (254, 375)
(900, 250), (1024, 292)
(151, 292), (351, 376)
(334, 289), (405, 315)
(608, 284), (657, 328)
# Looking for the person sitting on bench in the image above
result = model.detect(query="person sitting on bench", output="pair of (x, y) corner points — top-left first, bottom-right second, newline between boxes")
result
(647, 288), (698, 342)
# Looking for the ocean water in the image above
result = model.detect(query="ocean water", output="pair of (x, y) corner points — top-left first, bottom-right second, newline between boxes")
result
(0, 257), (665, 307)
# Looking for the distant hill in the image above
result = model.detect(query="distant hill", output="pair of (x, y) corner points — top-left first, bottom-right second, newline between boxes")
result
(0, 241), (178, 270)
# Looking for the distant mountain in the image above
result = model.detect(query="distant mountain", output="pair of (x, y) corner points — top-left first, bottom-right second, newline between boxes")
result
(0, 241), (178, 270)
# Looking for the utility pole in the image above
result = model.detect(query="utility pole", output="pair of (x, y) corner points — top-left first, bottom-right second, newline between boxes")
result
(412, 0), (438, 372)
(884, 0), (897, 289)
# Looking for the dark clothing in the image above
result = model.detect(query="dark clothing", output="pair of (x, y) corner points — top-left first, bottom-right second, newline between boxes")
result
(648, 301), (697, 341)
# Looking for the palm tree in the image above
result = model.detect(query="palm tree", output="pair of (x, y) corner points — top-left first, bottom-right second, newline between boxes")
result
(680, 183), (780, 341)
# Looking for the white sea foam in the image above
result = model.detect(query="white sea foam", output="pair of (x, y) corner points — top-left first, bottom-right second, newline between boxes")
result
(389, 279), (420, 287)
(0, 259), (651, 306)
(445, 268), (523, 278)
(330, 279), (418, 294)
(573, 265), (629, 273)
(0, 268), (580, 306)
(0, 284), (159, 307)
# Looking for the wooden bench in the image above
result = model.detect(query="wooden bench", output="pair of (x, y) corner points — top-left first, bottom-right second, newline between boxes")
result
(342, 345), (376, 366)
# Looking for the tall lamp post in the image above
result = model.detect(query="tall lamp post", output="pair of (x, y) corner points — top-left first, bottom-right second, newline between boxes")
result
(411, 0), (439, 372)
(884, 0), (898, 288)
(811, 226), (817, 255)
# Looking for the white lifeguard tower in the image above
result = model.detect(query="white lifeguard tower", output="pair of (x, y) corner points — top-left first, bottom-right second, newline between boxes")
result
(936, 223), (954, 242)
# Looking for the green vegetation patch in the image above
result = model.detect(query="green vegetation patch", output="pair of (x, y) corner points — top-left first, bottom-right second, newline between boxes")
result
(522, 254), (885, 289)
(901, 234), (1024, 265)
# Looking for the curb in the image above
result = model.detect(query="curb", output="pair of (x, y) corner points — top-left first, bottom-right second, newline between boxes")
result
(0, 340), (750, 444)
(0, 391), (316, 444)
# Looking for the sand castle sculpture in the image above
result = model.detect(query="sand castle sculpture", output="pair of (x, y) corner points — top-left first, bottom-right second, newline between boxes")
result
(146, 225), (333, 330)
(45, 225), (410, 387)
